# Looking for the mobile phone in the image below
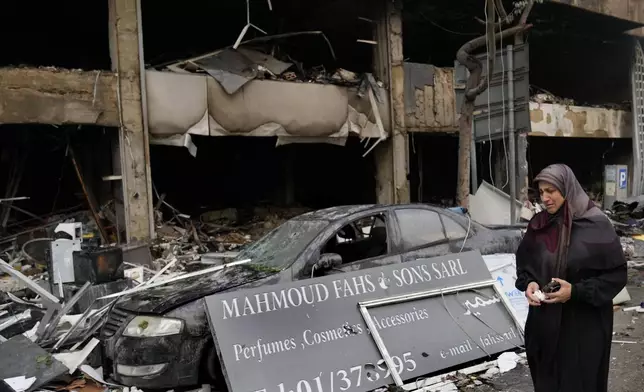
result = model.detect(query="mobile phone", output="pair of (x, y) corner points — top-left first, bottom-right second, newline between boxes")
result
(542, 280), (561, 294)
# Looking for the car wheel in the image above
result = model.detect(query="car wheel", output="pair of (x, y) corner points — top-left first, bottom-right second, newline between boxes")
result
(201, 341), (227, 390)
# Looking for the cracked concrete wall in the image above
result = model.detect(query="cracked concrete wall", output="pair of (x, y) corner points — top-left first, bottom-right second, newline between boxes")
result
(529, 102), (632, 138)
(404, 66), (633, 138)
(0, 67), (119, 126)
(404, 66), (458, 132)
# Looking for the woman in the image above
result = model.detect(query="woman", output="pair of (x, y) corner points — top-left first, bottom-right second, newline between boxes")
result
(515, 164), (627, 392)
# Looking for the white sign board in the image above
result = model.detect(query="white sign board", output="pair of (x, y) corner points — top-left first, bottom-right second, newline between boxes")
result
(482, 254), (528, 329)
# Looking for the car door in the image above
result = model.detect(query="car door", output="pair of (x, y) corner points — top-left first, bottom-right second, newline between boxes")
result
(392, 207), (451, 262)
(439, 212), (473, 253)
(309, 210), (402, 276)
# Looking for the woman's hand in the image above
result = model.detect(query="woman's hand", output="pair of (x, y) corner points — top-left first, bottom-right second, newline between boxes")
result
(526, 282), (541, 306)
(543, 278), (572, 304)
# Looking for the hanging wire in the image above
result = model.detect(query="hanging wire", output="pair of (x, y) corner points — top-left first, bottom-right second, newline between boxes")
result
(459, 213), (472, 253)
(440, 290), (492, 357)
(499, 7), (510, 189)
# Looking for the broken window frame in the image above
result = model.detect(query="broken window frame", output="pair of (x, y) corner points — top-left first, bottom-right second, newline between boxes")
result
(316, 211), (392, 269)
(393, 208), (450, 251)
(358, 278), (524, 387)
(439, 214), (471, 241)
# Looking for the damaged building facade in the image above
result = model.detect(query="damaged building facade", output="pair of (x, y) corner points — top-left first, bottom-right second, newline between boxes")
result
(3, 0), (644, 243)
(402, 0), (644, 215)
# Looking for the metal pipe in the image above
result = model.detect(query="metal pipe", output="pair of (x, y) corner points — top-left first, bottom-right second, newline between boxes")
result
(470, 121), (478, 194)
(38, 281), (92, 343)
(0, 258), (61, 307)
(98, 258), (252, 300)
(507, 45), (517, 224)
(52, 299), (115, 351)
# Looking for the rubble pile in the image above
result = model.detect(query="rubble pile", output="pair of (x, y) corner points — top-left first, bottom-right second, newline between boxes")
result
(607, 196), (644, 235)
(530, 87), (631, 111)
(160, 31), (372, 91)
(603, 195), (644, 265)
(0, 198), (311, 392)
(373, 352), (527, 392)
(150, 205), (310, 273)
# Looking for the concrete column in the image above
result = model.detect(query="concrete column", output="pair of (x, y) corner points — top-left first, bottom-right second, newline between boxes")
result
(373, 0), (409, 205)
(388, 0), (409, 204)
(493, 140), (508, 194)
(374, 142), (394, 204)
(108, 0), (153, 242)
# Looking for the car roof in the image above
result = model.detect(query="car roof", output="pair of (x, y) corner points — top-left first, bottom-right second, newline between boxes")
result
(294, 205), (377, 221)
(293, 203), (451, 223)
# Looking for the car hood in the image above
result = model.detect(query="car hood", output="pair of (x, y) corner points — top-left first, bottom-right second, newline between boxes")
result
(482, 229), (523, 253)
(464, 228), (523, 255)
(114, 264), (278, 314)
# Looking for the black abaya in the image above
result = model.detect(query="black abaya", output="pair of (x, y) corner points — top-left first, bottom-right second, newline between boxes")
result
(516, 215), (627, 392)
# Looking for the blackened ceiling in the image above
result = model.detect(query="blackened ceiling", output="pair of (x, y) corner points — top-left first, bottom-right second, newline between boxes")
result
(142, 0), (377, 72)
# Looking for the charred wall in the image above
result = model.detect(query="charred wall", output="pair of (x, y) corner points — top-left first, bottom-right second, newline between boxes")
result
(0, 125), (117, 235)
(142, 0), (376, 73)
(527, 136), (632, 196)
(150, 137), (376, 215)
(402, 1), (639, 107)
(0, 1), (110, 69)
(409, 134), (459, 205)
(142, 0), (382, 214)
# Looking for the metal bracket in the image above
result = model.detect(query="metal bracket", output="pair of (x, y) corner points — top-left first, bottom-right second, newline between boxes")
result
(358, 279), (524, 387)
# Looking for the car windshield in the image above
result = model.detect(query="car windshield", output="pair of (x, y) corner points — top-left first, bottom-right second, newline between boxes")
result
(236, 219), (329, 269)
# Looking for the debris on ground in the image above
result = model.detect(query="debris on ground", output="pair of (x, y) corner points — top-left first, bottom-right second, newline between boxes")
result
(607, 196), (644, 236)
(621, 237), (636, 259)
(602, 196), (644, 265)
(400, 351), (528, 391)
(0, 197), (317, 391)
(151, 201), (310, 274)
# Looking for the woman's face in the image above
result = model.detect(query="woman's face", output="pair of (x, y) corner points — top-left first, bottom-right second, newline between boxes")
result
(538, 181), (565, 214)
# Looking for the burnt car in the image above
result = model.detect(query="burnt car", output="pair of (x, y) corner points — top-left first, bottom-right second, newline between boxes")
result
(101, 204), (523, 389)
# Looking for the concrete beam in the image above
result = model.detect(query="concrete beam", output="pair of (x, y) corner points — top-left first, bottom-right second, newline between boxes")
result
(109, 0), (153, 242)
(0, 67), (119, 126)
